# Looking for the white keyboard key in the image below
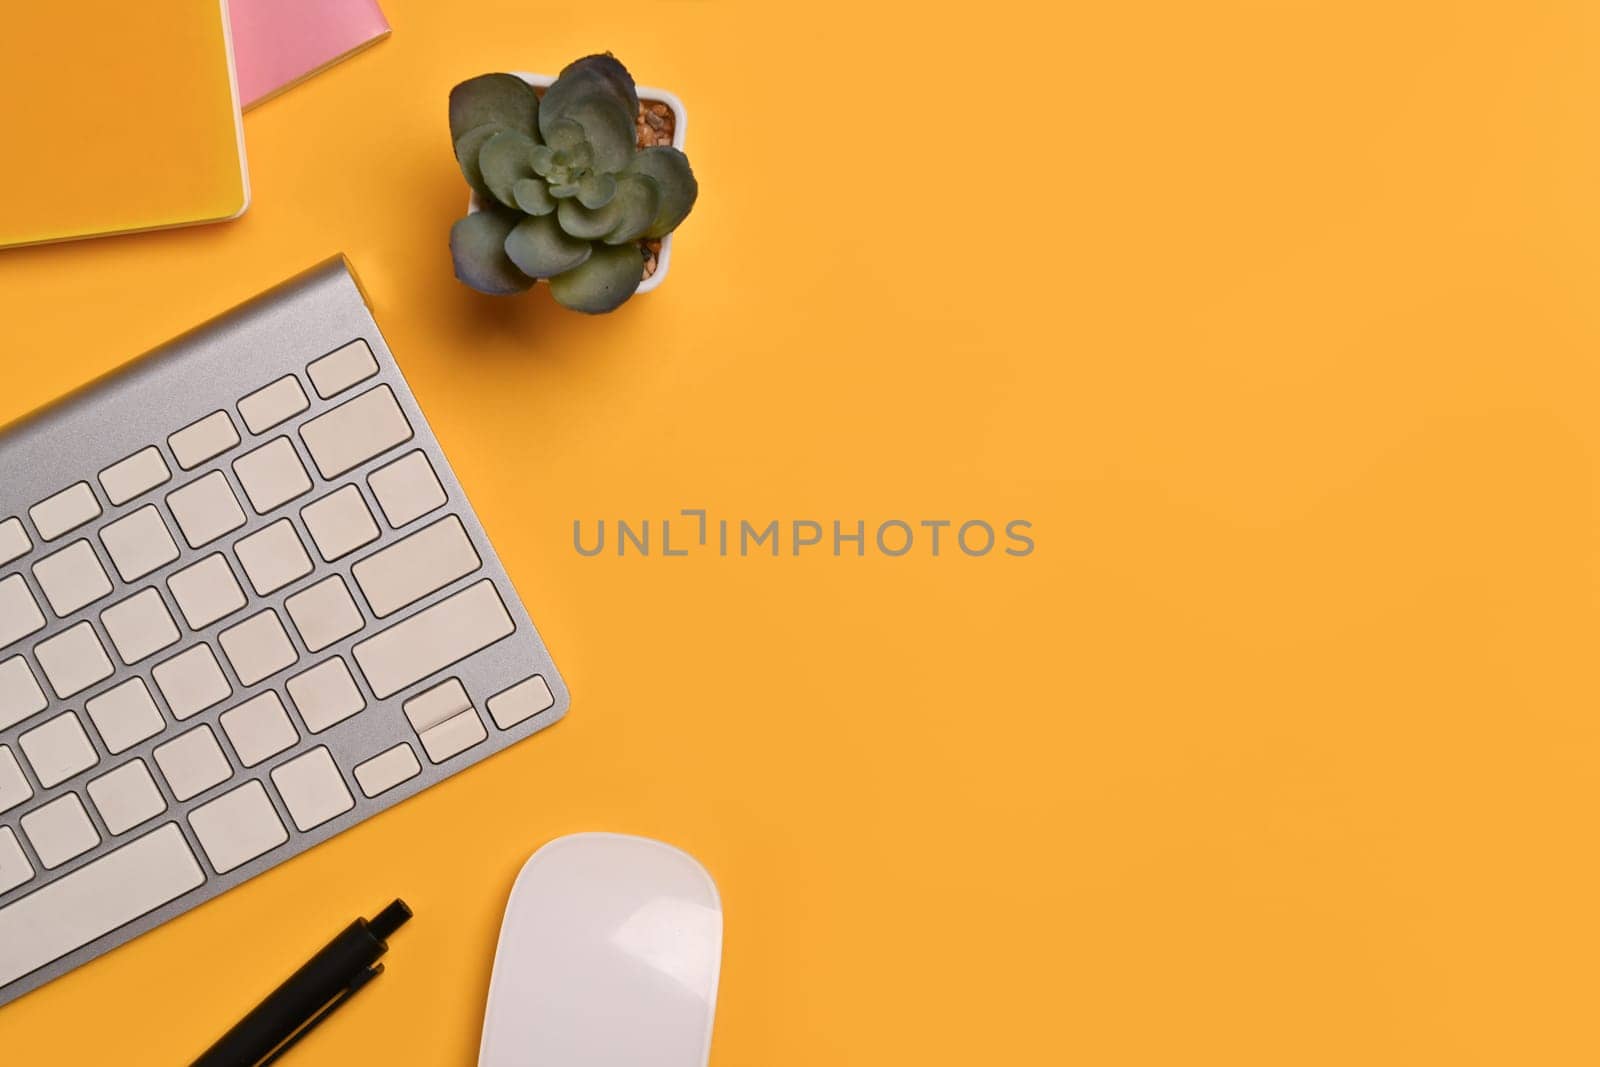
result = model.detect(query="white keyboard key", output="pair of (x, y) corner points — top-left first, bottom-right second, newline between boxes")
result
(300, 485), (379, 562)
(403, 677), (473, 732)
(188, 780), (287, 874)
(238, 375), (309, 434)
(219, 609), (298, 686)
(0, 656), (48, 731)
(353, 579), (514, 699)
(0, 747), (34, 815)
(35, 622), (114, 700)
(284, 575), (364, 653)
(0, 826), (33, 894)
(403, 679), (486, 762)
(286, 658), (366, 733)
(85, 678), (167, 754)
(233, 437), (313, 514)
(101, 588), (181, 665)
(153, 724), (232, 801)
(19, 712), (99, 789)
(169, 411), (240, 470)
(0, 517), (32, 566)
(167, 471), (247, 549)
(0, 824), (203, 986)
(307, 338), (378, 399)
(152, 644), (232, 721)
(420, 709), (487, 762)
(30, 482), (101, 542)
(0, 575), (46, 650)
(352, 515), (480, 618)
(167, 553), (247, 630)
(22, 793), (100, 869)
(33, 539), (113, 617)
(87, 760), (167, 835)
(353, 744), (420, 798)
(99, 447), (171, 506)
(220, 691), (298, 768)
(271, 746), (354, 831)
(299, 385), (413, 479)
(368, 451), (446, 528)
(234, 519), (313, 596)
(488, 676), (556, 730)
(99, 505), (180, 582)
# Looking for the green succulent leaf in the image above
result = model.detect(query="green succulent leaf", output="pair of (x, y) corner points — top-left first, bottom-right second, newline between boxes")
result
(449, 74), (540, 143)
(563, 140), (594, 172)
(504, 215), (593, 279)
(454, 124), (501, 198)
(529, 144), (557, 178)
(548, 182), (582, 200)
(577, 173), (617, 209)
(601, 173), (661, 244)
(557, 196), (624, 240)
(543, 118), (588, 153)
(540, 61), (638, 174)
(478, 130), (541, 209)
(555, 54), (640, 119)
(542, 57), (638, 135)
(627, 147), (698, 238)
(549, 242), (645, 314)
(451, 209), (533, 295)
(512, 177), (557, 216)
(561, 96), (637, 173)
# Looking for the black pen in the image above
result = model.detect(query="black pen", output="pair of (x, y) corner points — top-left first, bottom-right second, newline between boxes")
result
(192, 899), (413, 1067)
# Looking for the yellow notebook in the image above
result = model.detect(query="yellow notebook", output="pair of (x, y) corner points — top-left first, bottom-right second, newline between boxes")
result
(0, 1), (249, 249)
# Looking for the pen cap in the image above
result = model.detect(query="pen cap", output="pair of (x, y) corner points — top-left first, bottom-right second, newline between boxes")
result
(367, 899), (413, 943)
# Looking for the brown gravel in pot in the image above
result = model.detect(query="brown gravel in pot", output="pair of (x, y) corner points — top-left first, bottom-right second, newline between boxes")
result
(636, 101), (674, 278)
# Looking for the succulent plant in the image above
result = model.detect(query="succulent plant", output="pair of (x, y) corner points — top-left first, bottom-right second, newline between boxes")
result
(448, 56), (698, 313)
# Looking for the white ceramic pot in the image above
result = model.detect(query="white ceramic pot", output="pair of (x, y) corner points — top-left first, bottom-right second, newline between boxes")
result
(467, 72), (689, 295)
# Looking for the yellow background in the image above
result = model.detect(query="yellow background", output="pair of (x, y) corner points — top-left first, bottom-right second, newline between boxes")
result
(1, 0), (1597, 1062)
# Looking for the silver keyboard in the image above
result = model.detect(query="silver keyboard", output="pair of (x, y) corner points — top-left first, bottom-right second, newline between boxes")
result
(0, 257), (569, 1008)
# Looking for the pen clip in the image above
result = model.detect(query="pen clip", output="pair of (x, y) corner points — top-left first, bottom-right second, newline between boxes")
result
(257, 963), (384, 1067)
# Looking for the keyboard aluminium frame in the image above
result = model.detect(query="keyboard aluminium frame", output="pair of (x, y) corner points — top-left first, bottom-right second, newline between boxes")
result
(0, 256), (570, 1008)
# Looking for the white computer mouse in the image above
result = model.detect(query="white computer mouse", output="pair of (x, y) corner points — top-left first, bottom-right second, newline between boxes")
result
(479, 833), (724, 1067)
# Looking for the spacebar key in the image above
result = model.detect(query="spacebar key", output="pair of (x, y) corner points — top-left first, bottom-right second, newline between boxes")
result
(0, 823), (204, 988)
(353, 579), (515, 699)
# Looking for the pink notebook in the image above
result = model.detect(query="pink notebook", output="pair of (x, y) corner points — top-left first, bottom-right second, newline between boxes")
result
(229, 0), (390, 108)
